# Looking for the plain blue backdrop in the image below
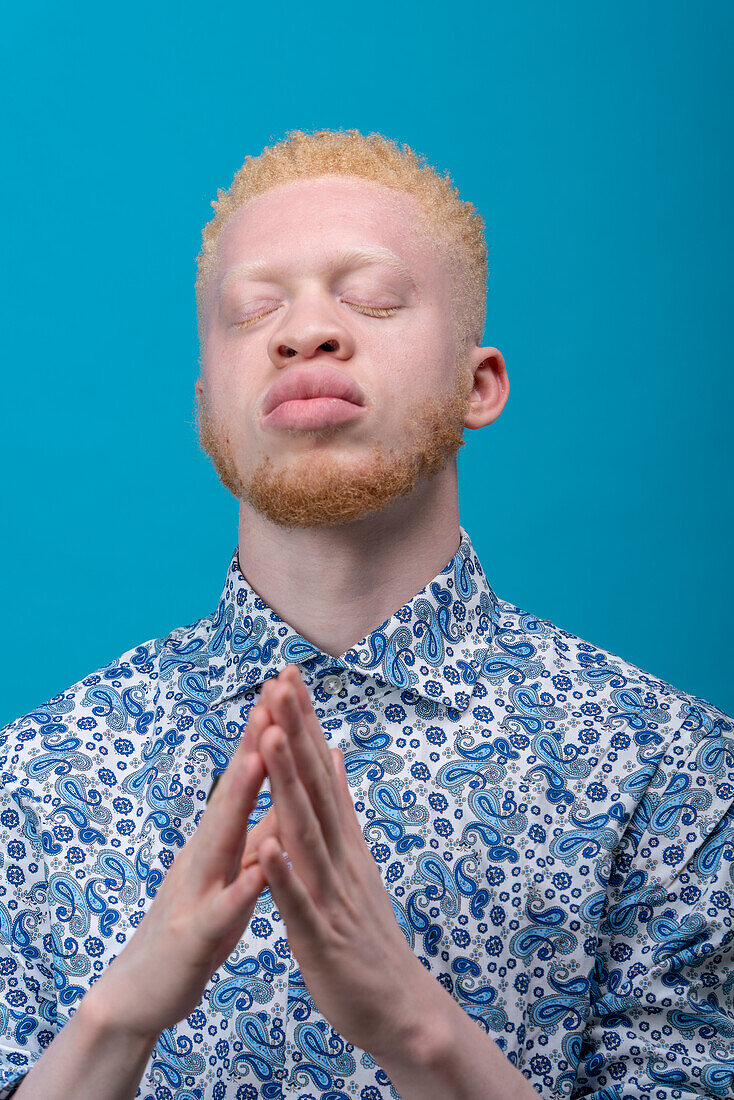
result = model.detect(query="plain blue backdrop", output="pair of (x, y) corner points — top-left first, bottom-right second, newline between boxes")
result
(2, 1), (732, 727)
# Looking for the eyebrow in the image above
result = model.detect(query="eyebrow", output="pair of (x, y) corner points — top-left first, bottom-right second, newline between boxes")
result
(217, 246), (419, 295)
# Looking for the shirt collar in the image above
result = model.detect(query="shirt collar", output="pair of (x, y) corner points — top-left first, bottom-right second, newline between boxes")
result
(205, 524), (500, 716)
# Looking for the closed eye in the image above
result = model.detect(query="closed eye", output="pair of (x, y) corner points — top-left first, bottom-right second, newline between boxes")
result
(343, 302), (400, 317)
(233, 302), (400, 328)
(234, 305), (282, 328)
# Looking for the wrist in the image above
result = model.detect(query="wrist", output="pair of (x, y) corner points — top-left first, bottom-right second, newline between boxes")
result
(369, 962), (539, 1100)
(371, 957), (452, 1071)
(82, 978), (161, 1049)
(396, 991), (455, 1077)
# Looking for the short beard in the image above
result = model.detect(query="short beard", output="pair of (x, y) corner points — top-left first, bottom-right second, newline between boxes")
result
(195, 358), (473, 529)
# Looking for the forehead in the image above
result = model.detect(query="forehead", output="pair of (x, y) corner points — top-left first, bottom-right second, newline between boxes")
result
(214, 175), (440, 285)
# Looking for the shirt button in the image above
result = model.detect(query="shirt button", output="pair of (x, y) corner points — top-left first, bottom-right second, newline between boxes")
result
(322, 674), (344, 696)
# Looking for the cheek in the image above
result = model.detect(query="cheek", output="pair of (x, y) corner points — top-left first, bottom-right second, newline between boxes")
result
(200, 379), (239, 440)
(202, 349), (253, 412)
(390, 316), (455, 385)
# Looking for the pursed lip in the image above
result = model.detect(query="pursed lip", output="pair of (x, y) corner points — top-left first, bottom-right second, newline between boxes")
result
(261, 366), (366, 418)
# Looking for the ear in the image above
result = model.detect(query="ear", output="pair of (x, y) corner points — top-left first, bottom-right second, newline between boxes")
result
(463, 346), (510, 430)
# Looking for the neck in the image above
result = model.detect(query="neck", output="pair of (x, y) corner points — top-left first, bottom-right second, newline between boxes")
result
(237, 468), (461, 658)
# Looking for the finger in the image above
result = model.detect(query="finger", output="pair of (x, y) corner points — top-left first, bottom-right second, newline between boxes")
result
(258, 835), (324, 945)
(268, 680), (343, 857)
(250, 681), (282, 759)
(260, 723), (335, 901)
(281, 666), (336, 774)
(215, 858), (268, 939)
(242, 699), (274, 754)
(258, 675), (280, 713)
(194, 752), (266, 892)
(239, 702), (277, 826)
(205, 706), (273, 871)
(240, 806), (280, 869)
(206, 702), (272, 807)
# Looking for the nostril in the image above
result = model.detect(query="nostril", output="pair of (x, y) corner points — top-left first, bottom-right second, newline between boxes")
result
(320, 340), (338, 352)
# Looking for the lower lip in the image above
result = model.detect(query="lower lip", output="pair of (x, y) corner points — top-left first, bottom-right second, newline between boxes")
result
(262, 398), (367, 430)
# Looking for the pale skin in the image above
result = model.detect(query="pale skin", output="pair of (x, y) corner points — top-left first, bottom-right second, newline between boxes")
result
(17, 175), (538, 1098)
(195, 174), (509, 657)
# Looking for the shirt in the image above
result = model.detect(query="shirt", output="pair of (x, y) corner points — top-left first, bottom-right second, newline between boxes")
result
(1, 524), (733, 1100)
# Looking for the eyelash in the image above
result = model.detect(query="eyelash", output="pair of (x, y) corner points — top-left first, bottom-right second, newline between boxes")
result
(234, 302), (400, 327)
(348, 303), (400, 317)
(235, 308), (279, 328)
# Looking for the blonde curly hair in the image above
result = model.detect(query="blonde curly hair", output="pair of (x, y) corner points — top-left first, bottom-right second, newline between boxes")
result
(195, 128), (488, 352)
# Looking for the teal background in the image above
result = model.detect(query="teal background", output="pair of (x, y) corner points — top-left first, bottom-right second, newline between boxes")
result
(2, 2), (732, 726)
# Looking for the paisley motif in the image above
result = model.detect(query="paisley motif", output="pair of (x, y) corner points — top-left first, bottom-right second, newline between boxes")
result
(0, 525), (731, 1099)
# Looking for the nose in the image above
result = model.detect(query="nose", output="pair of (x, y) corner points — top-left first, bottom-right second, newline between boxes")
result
(267, 295), (355, 366)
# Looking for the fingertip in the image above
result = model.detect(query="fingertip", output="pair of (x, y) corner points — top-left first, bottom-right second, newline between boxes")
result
(242, 862), (266, 896)
(258, 702), (276, 727)
(261, 835), (282, 862)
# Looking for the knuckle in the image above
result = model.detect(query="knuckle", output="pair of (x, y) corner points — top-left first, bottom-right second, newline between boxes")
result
(300, 822), (320, 850)
(321, 889), (353, 937)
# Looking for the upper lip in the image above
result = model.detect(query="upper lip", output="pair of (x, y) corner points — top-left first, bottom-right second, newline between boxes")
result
(262, 367), (366, 417)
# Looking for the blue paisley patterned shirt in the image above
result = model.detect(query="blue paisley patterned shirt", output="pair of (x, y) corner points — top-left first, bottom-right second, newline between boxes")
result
(1, 525), (733, 1100)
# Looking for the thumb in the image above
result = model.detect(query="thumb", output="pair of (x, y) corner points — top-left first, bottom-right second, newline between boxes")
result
(241, 805), (280, 869)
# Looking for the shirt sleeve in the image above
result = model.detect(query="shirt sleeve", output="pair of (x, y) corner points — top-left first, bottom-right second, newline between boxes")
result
(0, 722), (57, 1097)
(573, 699), (734, 1099)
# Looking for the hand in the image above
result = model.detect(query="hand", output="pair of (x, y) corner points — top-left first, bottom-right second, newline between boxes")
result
(235, 681), (281, 868)
(85, 696), (277, 1040)
(255, 665), (424, 1061)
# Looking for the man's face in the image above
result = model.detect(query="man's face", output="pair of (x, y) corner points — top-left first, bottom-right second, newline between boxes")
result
(196, 174), (474, 528)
